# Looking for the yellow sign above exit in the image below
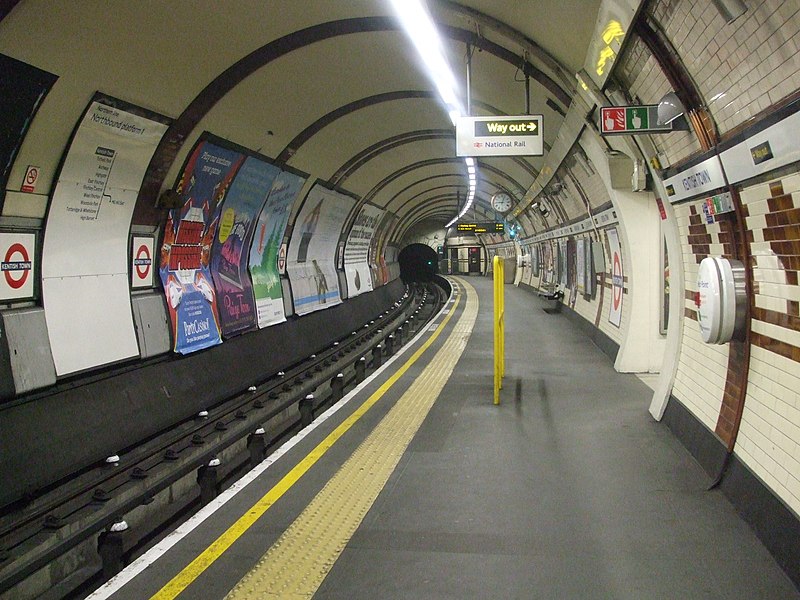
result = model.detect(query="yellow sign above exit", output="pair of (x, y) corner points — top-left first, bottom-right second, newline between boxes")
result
(475, 119), (539, 136)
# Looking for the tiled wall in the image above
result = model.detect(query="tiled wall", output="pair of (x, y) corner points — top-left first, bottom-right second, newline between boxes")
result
(514, 148), (612, 240)
(616, 35), (700, 166)
(652, 0), (800, 136)
(515, 226), (627, 349)
(617, 1), (800, 168)
(509, 147), (623, 345)
(499, 0), (800, 517)
(737, 173), (800, 515)
(671, 200), (731, 430)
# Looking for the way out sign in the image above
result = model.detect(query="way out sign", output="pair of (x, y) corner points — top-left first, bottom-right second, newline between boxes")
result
(456, 115), (544, 157)
(0, 232), (36, 300)
(131, 236), (154, 288)
(600, 106), (672, 135)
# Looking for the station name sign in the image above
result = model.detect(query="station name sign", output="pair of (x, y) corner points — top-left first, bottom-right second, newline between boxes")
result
(456, 222), (505, 233)
(456, 115), (543, 157)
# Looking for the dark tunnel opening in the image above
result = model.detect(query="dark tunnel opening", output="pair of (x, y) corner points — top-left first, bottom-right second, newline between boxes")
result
(399, 243), (438, 283)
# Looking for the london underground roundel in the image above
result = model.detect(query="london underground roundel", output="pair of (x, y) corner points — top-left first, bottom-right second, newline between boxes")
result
(0, 233), (36, 300)
(131, 236), (154, 288)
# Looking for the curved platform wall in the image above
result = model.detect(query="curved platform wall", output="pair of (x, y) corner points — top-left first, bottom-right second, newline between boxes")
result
(479, 0), (800, 581)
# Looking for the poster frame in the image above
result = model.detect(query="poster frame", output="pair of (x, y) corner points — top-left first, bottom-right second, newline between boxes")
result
(285, 179), (355, 316)
(249, 169), (307, 329)
(130, 233), (156, 290)
(41, 92), (172, 374)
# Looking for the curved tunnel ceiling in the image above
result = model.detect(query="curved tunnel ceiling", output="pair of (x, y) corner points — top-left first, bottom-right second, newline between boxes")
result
(1, 0), (601, 245)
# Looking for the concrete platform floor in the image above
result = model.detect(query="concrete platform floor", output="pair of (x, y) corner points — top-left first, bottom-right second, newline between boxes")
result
(316, 276), (799, 599)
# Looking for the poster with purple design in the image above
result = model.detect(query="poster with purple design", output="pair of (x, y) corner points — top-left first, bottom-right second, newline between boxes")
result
(210, 157), (280, 337)
(159, 140), (245, 354)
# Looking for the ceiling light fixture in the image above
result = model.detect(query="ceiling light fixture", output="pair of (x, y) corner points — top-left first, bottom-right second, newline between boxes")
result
(389, 0), (464, 123)
(390, 0), (477, 229)
(657, 91), (686, 125)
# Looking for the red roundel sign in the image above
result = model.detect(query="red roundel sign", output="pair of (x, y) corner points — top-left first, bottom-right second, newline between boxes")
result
(612, 252), (623, 310)
(135, 244), (152, 279)
(0, 233), (35, 300)
(3, 243), (31, 289)
(131, 236), (154, 288)
(606, 227), (623, 327)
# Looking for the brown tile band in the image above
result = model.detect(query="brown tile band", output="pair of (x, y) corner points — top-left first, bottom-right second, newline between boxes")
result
(751, 332), (800, 363)
(752, 307), (800, 332)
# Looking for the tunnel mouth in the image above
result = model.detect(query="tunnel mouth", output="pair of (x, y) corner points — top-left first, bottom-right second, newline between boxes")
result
(399, 243), (439, 283)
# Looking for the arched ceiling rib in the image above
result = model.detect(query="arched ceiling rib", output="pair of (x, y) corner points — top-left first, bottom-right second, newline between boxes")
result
(283, 92), (539, 187)
(330, 129), (454, 186)
(133, 12), (574, 227)
(278, 90), (437, 163)
(395, 202), (496, 241)
(0, 1), (610, 251)
(363, 157), (527, 205)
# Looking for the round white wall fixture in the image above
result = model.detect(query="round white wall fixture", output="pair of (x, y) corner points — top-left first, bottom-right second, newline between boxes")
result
(696, 257), (746, 344)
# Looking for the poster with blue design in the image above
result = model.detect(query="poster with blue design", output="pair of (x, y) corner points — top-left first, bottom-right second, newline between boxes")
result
(287, 184), (354, 316)
(159, 140), (245, 354)
(210, 157), (280, 337)
(249, 170), (306, 328)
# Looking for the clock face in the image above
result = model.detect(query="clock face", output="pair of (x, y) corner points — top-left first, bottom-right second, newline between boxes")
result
(492, 192), (512, 212)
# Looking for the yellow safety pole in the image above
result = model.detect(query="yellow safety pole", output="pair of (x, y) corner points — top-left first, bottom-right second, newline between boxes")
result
(493, 256), (505, 404)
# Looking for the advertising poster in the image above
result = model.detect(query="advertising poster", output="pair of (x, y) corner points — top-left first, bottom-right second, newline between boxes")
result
(372, 212), (398, 286)
(541, 242), (554, 286)
(559, 239), (568, 288)
(0, 232), (36, 301)
(160, 140), (245, 354)
(210, 157), (280, 337)
(249, 170), (306, 328)
(287, 184), (354, 316)
(41, 96), (169, 375)
(344, 204), (383, 298)
(576, 238), (586, 294)
(606, 227), (624, 327)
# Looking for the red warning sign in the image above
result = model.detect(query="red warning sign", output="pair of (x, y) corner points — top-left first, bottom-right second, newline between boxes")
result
(655, 197), (667, 221)
(600, 107), (626, 133)
(0, 233), (35, 300)
(21, 165), (40, 193)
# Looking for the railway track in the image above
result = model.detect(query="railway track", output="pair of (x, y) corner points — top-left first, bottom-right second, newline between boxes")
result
(0, 279), (449, 599)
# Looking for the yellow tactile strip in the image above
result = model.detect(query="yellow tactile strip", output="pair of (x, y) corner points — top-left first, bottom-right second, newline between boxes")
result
(225, 280), (477, 599)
